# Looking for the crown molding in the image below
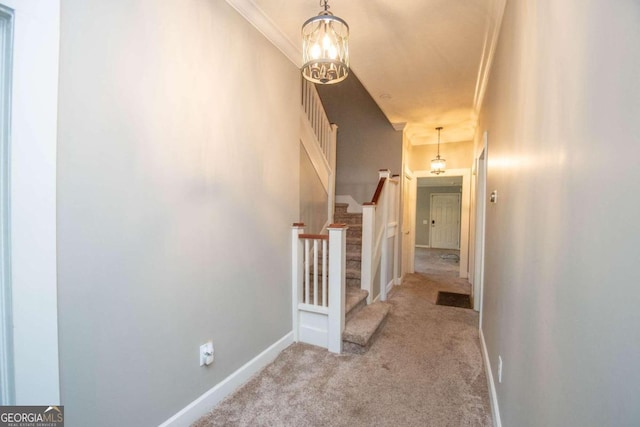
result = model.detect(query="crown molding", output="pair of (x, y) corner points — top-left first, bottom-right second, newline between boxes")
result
(225, 0), (302, 68)
(472, 0), (507, 116)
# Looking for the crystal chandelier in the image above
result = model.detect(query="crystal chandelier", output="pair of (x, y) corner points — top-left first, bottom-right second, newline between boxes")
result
(301, 0), (349, 84)
(431, 127), (446, 175)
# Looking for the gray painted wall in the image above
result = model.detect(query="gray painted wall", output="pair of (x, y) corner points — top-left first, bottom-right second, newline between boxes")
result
(415, 186), (462, 246)
(478, 0), (640, 425)
(316, 74), (402, 204)
(300, 144), (328, 234)
(56, 1), (299, 425)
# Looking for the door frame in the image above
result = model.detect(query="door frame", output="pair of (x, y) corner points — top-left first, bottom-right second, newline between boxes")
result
(410, 168), (471, 278)
(473, 133), (488, 320)
(401, 166), (416, 277)
(0, 0), (60, 405)
(429, 193), (461, 249)
(0, 3), (13, 405)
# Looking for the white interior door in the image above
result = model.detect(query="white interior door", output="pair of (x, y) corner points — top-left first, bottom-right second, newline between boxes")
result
(430, 193), (461, 249)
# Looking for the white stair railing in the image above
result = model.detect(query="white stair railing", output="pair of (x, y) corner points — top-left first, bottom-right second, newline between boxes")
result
(361, 170), (400, 302)
(292, 223), (347, 353)
(301, 79), (338, 226)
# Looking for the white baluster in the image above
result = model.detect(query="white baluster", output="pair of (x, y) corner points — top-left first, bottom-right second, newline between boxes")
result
(322, 239), (327, 307)
(304, 238), (310, 304)
(313, 239), (319, 306)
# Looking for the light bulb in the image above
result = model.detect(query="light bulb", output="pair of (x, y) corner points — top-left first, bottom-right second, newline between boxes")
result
(322, 34), (331, 50)
(311, 43), (321, 59)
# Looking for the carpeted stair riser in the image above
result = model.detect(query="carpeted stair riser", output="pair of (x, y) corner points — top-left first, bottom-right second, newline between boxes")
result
(346, 224), (362, 233)
(346, 278), (361, 288)
(334, 215), (362, 225)
(346, 243), (362, 253)
(346, 250), (361, 261)
(345, 288), (368, 323)
(346, 259), (361, 270)
(342, 302), (391, 354)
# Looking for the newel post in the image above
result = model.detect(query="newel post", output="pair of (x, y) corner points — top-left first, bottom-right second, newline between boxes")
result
(291, 223), (305, 343)
(327, 223), (347, 354)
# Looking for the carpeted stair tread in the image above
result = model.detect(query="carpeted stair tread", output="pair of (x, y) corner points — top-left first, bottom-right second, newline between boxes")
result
(346, 278), (362, 288)
(346, 250), (361, 261)
(345, 288), (368, 319)
(345, 268), (361, 279)
(342, 302), (391, 348)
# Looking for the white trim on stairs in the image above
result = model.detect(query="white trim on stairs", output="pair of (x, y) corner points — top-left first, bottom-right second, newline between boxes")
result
(159, 332), (294, 427)
(479, 328), (502, 427)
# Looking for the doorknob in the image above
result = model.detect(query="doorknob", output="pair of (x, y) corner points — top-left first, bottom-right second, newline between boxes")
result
(431, 220), (435, 226)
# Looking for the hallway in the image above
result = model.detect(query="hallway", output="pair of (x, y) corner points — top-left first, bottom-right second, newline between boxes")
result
(415, 247), (464, 278)
(195, 272), (491, 426)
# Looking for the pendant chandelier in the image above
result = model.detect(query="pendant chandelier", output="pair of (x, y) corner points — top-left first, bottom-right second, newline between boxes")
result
(430, 127), (446, 175)
(301, 0), (349, 84)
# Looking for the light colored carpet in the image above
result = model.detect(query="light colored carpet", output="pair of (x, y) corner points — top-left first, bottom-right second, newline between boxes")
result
(194, 273), (491, 427)
(415, 247), (461, 276)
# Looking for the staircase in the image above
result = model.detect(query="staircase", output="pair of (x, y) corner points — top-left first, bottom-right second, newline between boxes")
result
(335, 203), (391, 354)
(334, 203), (363, 288)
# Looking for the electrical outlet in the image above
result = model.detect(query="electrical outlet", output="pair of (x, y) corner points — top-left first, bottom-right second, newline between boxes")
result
(498, 355), (503, 383)
(200, 341), (214, 366)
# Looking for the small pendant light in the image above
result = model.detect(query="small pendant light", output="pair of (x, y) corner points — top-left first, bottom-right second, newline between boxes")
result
(431, 127), (446, 175)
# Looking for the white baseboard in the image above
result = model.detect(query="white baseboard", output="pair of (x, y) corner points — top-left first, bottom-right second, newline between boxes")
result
(386, 279), (394, 295)
(479, 328), (502, 427)
(159, 331), (294, 427)
(415, 244), (430, 248)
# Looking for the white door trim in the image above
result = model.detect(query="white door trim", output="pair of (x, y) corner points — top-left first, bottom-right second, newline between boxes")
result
(401, 167), (416, 276)
(2, 0), (60, 405)
(411, 168), (471, 278)
(0, 3), (13, 405)
(474, 133), (488, 320)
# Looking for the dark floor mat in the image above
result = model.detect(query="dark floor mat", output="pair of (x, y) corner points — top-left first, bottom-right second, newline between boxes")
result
(436, 291), (472, 309)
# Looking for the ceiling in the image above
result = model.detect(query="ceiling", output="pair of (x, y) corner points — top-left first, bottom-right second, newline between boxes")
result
(226, 0), (505, 145)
